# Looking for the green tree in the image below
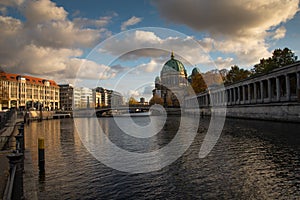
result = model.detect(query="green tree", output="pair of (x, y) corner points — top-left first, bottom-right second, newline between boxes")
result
(252, 47), (297, 74)
(225, 65), (251, 84)
(203, 69), (224, 86)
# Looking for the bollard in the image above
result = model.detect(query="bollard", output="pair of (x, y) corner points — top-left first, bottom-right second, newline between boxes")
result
(38, 138), (45, 172)
(15, 135), (24, 154)
(6, 153), (24, 200)
(19, 123), (25, 152)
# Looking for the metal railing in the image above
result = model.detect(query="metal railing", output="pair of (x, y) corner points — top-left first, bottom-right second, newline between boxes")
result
(2, 123), (25, 200)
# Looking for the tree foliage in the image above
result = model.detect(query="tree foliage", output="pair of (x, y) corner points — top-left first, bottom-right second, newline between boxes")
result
(224, 65), (251, 84)
(203, 69), (224, 86)
(128, 96), (138, 105)
(191, 73), (207, 94)
(149, 94), (163, 105)
(252, 48), (297, 74)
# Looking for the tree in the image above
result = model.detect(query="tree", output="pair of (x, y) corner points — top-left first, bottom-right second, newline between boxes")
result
(149, 94), (163, 105)
(128, 97), (138, 105)
(219, 69), (229, 82)
(225, 65), (251, 84)
(252, 47), (297, 74)
(203, 69), (224, 86)
(190, 73), (207, 94)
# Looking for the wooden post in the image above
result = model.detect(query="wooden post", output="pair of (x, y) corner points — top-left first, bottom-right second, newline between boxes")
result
(38, 138), (45, 172)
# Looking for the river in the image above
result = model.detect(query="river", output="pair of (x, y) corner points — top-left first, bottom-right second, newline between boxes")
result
(24, 116), (300, 199)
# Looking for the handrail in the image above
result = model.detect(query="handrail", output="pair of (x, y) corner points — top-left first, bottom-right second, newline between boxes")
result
(3, 164), (17, 200)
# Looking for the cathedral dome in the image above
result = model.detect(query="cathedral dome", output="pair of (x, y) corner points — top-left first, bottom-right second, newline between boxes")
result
(161, 52), (187, 76)
(155, 76), (160, 83)
(191, 67), (201, 76)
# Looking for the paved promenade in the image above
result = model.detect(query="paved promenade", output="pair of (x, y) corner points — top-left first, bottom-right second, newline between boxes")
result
(0, 113), (26, 199)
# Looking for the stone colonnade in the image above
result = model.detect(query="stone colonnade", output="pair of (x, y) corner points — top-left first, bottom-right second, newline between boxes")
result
(185, 63), (300, 108)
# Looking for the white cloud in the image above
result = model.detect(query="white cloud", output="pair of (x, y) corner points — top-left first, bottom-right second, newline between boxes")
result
(73, 16), (113, 28)
(152, 0), (300, 66)
(0, 0), (114, 81)
(22, 0), (68, 25)
(273, 26), (287, 40)
(121, 16), (142, 31)
(136, 59), (162, 73)
(128, 90), (141, 98)
(100, 30), (212, 66)
(214, 57), (234, 69)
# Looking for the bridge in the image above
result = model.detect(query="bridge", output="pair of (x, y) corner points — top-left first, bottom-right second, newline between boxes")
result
(73, 105), (151, 117)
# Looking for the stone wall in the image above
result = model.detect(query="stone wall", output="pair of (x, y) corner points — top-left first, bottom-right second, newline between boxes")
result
(184, 103), (300, 122)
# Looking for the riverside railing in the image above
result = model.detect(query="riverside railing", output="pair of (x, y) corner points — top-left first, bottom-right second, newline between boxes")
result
(3, 123), (25, 200)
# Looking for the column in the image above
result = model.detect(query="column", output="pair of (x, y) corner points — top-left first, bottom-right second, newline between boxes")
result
(233, 88), (236, 105)
(237, 87), (241, 104)
(268, 79), (272, 102)
(260, 81), (264, 103)
(205, 94), (208, 106)
(253, 83), (257, 103)
(222, 91), (225, 105)
(276, 77), (280, 101)
(297, 72), (300, 98)
(229, 89), (232, 105)
(248, 84), (251, 103)
(286, 74), (290, 101)
(242, 85), (246, 104)
(211, 93), (214, 106)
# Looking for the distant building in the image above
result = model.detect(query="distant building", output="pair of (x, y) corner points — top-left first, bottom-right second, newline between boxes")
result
(93, 89), (102, 108)
(59, 84), (74, 111)
(73, 87), (94, 109)
(0, 71), (59, 110)
(111, 91), (124, 107)
(95, 87), (124, 107)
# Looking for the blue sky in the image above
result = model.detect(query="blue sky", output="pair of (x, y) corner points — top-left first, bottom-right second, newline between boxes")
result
(0, 0), (299, 100)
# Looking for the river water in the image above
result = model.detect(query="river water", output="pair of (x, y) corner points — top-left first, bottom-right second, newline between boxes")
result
(24, 116), (300, 199)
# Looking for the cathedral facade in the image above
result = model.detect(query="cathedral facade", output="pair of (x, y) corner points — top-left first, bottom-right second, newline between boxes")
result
(152, 53), (188, 107)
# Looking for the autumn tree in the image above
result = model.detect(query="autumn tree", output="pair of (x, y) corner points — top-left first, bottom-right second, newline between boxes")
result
(128, 97), (138, 105)
(252, 47), (297, 75)
(190, 73), (207, 94)
(149, 94), (163, 105)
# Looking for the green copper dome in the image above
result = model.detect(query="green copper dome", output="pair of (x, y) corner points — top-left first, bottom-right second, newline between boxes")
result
(155, 76), (160, 83)
(161, 52), (186, 75)
(192, 67), (201, 76)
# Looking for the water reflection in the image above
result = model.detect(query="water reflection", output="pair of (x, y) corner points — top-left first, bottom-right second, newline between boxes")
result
(24, 117), (300, 199)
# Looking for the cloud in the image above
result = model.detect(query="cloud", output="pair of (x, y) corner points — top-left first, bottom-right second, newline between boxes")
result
(136, 59), (162, 73)
(121, 16), (143, 31)
(0, 0), (113, 81)
(73, 16), (113, 28)
(22, 0), (68, 25)
(100, 30), (212, 66)
(128, 90), (141, 98)
(273, 26), (287, 40)
(214, 57), (234, 69)
(152, 0), (300, 66)
(143, 85), (155, 95)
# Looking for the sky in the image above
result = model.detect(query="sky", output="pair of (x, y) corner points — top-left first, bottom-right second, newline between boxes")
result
(0, 0), (299, 101)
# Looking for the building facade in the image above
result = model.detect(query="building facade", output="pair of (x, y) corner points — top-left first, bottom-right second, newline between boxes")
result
(59, 84), (74, 111)
(72, 87), (94, 109)
(0, 71), (59, 110)
(152, 52), (188, 107)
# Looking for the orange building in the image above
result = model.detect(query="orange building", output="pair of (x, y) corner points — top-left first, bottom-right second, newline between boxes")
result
(0, 71), (59, 110)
